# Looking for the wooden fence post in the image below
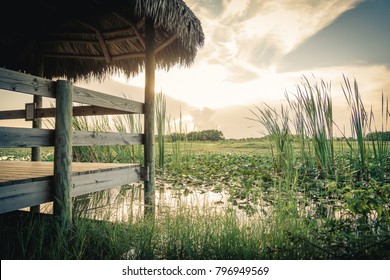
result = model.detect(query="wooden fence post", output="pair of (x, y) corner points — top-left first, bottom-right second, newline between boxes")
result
(53, 80), (73, 228)
(30, 95), (43, 214)
(30, 58), (44, 213)
(144, 16), (156, 216)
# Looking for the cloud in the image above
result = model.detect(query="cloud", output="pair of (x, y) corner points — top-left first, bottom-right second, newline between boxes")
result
(186, 0), (360, 85)
(279, 0), (390, 72)
(85, 63), (390, 139)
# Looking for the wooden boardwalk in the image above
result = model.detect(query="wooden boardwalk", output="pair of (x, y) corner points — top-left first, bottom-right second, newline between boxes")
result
(0, 68), (147, 223)
(0, 161), (142, 214)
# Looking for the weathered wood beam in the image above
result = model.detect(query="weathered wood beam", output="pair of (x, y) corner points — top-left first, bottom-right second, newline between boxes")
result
(0, 164), (142, 214)
(32, 94), (43, 160)
(76, 20), (112, 64)
(73, 86), (144, 113)
(53, 80), (73, 227)
(31, 94), (43, 213)
(72, 165), (141, 197)
(0, 127), (55, 148)
(72, 105), (143, 116)
(144, 16), (156, 216)
(73, 131), (143, 146)
(95, 29), (112, 64)
(0, 126), (144, 148)
(113, 13), (145, 48)
(0, 109), (26, 119)
(0, 68), (55, 98)
(0, 105), (142, 120)
(155, 33), (179, 54)
(111, 52), (145, 60)
(106, 35), (139, 45)
(0, 179), (52, 214)
(103, 27), (135, 36)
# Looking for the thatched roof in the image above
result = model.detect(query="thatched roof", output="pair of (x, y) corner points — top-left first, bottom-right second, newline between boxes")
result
(0, 0), (204, 81)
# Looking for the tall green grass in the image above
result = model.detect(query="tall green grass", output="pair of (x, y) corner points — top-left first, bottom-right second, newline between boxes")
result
(368, 93), (389, 183)
(249, 75), (389, 257)
(286, 76), (335, 176)
(249, 104), (293, 176)
(342, 76), (369, 180)
(166, 109), (194, 171)
(156, 91), (166, 168)
(2, 187), (388, 259)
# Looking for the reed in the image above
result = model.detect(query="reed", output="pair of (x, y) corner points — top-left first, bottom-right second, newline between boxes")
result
(342, 75), (369, 180)
(249, 103), (293, 177)
(287, 76), (335, 177)
(156, 90), (167, 168)
(166, 108), (193, 171)
(367, 93), (389, 183)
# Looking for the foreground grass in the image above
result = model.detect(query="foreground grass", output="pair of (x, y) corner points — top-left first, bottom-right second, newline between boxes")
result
(2, 76), (389, 259)
(1, 145), (389, 260)
(2, 205), (388, 260)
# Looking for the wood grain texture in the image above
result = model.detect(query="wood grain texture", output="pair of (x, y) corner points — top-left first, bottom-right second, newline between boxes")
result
(0, 161), (141, 214)
(0, 68), (55, 98)
(0, 127), (55, 148)
(73, 86), (144, 113)
(53, 80), (73, 224)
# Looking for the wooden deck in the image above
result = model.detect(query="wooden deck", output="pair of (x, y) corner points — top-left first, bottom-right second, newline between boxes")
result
(0, 68), (148, 222)
(0, 161), (142, 214)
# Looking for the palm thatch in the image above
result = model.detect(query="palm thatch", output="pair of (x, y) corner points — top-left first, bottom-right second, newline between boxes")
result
(0, 0), (204, 81)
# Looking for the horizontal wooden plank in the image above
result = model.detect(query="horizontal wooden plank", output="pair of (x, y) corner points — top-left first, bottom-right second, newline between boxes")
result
(0, 126), (144, 148)
(73, 86), (144, 113)
(0, 105), (139, 120)
(0, 161), (142, 213)
(0, 109), (25, 120)
(73, 131), (144, 146)
(0, 161), (140, 183)
(0, 180), (53, 214)
(71, 106), (139, 117)
(0, 126), (55, 148)
(72, 165), (141, 196)
(0, 68), (55, 98)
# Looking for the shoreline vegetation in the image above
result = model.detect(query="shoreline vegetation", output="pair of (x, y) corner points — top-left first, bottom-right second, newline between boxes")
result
(0, 76), (389, 259)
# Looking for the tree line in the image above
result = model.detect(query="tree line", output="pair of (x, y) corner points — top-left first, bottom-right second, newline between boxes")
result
(365, 131), (390, 141)
(169, 129), (224, 142)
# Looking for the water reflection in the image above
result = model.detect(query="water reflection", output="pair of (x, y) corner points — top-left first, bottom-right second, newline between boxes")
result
(73, 183), (272, 223)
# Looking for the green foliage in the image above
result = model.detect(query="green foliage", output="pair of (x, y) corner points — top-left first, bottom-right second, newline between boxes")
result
(156, 91), (167, 168)
(286, 76), (335, 176)
(187, 129), (225, 141)
(248, 103), (294, 178)
(342, 76), (369, 181)
(72, 113), (144, 163)
(366, 131), (390, 141)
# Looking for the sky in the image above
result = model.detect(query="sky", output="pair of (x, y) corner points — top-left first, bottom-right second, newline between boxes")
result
(112, 0), (390, 138)
(1, 0), (390, 139)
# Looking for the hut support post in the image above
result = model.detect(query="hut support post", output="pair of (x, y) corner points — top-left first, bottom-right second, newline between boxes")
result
(53, 80), (73, 228)
(144, 16), (156, 217)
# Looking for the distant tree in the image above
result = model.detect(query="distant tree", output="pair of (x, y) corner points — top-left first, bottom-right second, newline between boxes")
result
(366, 131), (390, 141)
(187, 129), (224, 141)
(169, 132), (186, 142)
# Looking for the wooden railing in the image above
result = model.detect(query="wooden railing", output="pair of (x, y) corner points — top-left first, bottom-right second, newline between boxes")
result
(0, 68), (146, 225)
